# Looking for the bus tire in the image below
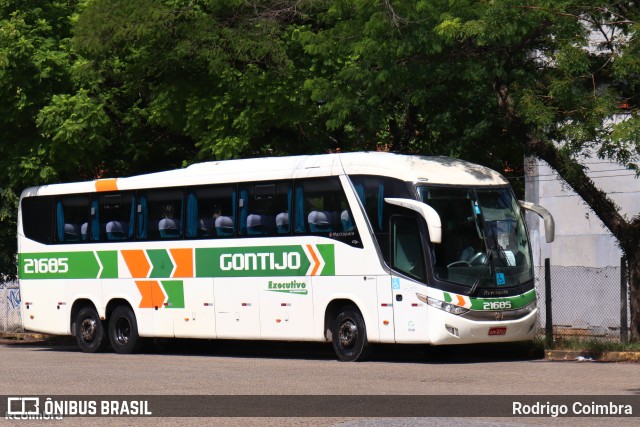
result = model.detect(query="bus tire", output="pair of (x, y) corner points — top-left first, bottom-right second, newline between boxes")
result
(74, 306), (108, 353)
(108, 305), (141, 354)
(332, 306), (369, 362)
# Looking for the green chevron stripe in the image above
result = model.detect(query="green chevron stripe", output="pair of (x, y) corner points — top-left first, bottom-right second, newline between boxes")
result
(97, 251), (118, 278)
(148, 249), (175, 278)
(161, 280), (185, 308)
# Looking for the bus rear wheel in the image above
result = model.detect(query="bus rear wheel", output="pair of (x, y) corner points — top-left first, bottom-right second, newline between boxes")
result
(332, 306), (369, 362)
(75, 306), (108, 353)
(108, 305), (141, 354)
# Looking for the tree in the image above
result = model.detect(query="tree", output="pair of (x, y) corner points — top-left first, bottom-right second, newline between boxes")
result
(5, 0), (640, 339)
(66, 0), (328, 162)
(0, 0), (80, 279)
(439, 1), (640, 340)
(293, 0), (640, 338)
(0, 0), (333, 280)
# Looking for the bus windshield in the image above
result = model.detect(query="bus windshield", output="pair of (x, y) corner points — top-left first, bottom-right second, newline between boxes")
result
(417, 186), (533, 293)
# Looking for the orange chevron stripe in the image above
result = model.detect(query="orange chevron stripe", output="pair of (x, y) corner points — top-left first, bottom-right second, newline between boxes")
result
(122, 249), (151, 278)
(95, 178), (118, 192)
(170, 248), (193, 277)
(306, 244), (320, 276)
(135, 280), (165, 308)
(456, 295), (466, 306)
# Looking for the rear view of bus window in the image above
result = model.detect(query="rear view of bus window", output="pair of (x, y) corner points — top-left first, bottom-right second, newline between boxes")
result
(54, 195), (90, 243)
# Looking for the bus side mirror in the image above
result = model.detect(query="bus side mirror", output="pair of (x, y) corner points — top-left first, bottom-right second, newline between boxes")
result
(384, 198), (442, 244)
(519, 201), (555, 243)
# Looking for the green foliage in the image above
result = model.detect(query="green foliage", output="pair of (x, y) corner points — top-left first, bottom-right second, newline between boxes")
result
(2, 0), (640, 287)
(0, 187), (17, 280)
(0, 0), (80, 280)
(37, 89), (110, 166)
(0, 0), (77, 183)
(69, 0), (325, 161)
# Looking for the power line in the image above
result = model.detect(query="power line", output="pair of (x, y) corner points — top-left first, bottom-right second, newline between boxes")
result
(507, 173), (639, 182)
(544, 190), (640, 197)
(524, 168), (638, 178)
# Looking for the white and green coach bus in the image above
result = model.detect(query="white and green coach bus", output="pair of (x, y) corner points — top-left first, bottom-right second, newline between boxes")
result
(17, 152), (554, 361)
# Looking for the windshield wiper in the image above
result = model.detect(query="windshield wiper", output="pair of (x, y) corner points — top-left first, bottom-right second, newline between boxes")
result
(468, 276), (481, 296)
(495, 245), (524, 295)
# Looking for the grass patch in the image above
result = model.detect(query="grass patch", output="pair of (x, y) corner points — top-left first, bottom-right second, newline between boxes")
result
(544, 336), (640, 353)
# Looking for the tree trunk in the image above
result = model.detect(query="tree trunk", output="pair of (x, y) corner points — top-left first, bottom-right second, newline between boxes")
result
(627, 251), (640, 340)
(389, 104), (418, 153)
(528, 139), (640, 341)
(495, 81), (640, 340)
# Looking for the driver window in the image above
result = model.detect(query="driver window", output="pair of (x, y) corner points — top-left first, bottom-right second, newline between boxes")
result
(391, 216), (426, 282)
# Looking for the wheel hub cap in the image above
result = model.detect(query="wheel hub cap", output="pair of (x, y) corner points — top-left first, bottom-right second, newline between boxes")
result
(115, 318), (130, 344)
(81, 318), (96, 342)
(339, 320), (358, 348)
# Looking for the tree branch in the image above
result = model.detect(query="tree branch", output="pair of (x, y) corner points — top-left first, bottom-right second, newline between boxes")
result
(494, 81), (640, 251)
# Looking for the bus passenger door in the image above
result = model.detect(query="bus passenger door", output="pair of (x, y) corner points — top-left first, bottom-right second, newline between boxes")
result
(390, 215), (430, 343)
(376, 276), (396, 343)
(391, 275), (427, 343)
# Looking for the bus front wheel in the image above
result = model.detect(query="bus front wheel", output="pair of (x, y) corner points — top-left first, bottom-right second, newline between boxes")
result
(332, 306), (369, 362)
(108, 305), (141, 354)
(74, 306), (108, 353)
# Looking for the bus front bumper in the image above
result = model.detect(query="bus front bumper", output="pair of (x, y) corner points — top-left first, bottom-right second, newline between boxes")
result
(428, 306), (538, 345)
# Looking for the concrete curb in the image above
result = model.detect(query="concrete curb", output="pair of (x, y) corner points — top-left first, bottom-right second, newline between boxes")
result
(0, 332), (48, 343)
(545, 349), (640, 362)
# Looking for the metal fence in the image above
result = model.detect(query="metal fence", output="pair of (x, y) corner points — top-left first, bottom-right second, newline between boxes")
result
(535, 259), (630, 342)
(0, 281), (23, 333)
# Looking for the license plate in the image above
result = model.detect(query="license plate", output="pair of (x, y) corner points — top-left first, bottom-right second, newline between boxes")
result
(488, 327), (507, 336)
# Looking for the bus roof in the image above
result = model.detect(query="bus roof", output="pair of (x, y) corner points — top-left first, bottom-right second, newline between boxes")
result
(338, 152), (507, 186)
(21, 152), (508, 197)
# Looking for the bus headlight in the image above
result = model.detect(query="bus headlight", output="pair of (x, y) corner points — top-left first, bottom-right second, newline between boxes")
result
(523, 300), (537, 312)
(417, 294), (469, 315)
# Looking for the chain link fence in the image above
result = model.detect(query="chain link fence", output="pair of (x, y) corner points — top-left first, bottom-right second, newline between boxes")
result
(535, 261), (630, 342)
(0, 281), (23, 333)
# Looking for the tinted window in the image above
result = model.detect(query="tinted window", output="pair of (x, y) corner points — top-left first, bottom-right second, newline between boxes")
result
(391, 215), (426, 281)
(55, 195), (90, 243)
(349, 175), (411, 232)
(294, 178), (362, 247)
(21, 196), (53, 244)
(100, 193), (135, 241)
(186, 185), (236, 238)
(138, 189), (184, 240)
(238, 181), (291, 237)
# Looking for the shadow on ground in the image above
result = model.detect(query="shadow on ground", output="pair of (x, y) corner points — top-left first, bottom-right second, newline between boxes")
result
(13, 334), (543, 364)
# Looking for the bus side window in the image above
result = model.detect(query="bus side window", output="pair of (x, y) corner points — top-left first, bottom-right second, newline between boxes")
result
(349, 175), (412, 233)
(238, 181), (291, 237)
(391, 215), (426, 282)
(55, 195), (90, 243)
(140, 189), (184, 240)
(21, 196), (54, 244)
(186, 185), (236, 238)
(100, 193), (135, 241)
(294, 177), (362, 248)
(295, 178), (346, 233)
